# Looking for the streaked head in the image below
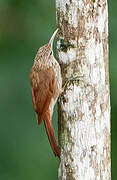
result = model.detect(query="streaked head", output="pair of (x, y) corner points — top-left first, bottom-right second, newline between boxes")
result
(35, 29), (58, 61)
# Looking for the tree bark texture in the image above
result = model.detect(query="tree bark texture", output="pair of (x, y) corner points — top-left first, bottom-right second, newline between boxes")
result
(56, 0), (110, 179)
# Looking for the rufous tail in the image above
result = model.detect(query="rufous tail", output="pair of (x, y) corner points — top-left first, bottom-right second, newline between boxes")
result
(41, 111), (60, 158)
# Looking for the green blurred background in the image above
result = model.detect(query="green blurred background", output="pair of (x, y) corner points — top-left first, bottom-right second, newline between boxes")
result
(0, 0), (116, 179)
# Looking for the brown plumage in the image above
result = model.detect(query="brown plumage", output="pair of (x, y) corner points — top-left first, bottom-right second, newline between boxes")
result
(30, 29), (62, 158)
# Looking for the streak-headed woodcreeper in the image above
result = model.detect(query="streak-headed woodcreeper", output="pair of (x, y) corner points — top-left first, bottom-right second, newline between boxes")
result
(30, 29), (62, 158)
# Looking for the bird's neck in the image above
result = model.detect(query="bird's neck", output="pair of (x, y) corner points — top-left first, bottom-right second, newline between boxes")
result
(33, 56), (57, 70)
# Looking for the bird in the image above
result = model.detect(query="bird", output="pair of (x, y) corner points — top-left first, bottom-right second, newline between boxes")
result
(30, 29), (62, 158)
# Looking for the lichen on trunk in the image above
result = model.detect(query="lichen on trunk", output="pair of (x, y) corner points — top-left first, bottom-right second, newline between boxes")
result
(56, 0), (110, 179)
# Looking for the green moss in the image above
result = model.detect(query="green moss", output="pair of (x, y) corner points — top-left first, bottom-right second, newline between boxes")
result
(72, 79), (80, 86)
(59, 39), (76, 52)
(64, 73), (83, 88)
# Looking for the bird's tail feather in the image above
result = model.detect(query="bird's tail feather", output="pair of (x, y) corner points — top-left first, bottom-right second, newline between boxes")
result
(42, 111), (60, 158)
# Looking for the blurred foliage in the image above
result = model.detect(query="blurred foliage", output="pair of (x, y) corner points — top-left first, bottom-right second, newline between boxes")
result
(0, 0), (59, 180)
(0, 0), (116, 179)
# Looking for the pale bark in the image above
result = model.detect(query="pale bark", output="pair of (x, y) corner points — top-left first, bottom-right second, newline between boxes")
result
(56, 0), (110, 180)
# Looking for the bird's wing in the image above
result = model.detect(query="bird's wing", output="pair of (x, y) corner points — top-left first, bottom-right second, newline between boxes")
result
(30, 67), (60, 157)
(30, 67), (56, 124)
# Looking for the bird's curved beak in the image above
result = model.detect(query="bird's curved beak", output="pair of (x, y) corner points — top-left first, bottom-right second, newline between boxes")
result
(49, 29), (58, 49)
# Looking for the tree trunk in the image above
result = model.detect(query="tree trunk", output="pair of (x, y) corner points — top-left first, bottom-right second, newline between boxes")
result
(56, 0), (110, 179)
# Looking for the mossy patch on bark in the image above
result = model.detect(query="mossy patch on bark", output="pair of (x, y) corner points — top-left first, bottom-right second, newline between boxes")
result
(59, 39), (76, 52)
